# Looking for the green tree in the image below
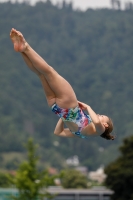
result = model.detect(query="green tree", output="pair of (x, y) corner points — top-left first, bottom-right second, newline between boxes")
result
(60, 169), (88, 189)
(104, 136), (133, 200)
(0, 172), (13, 188)
(11, 138), (55, 200)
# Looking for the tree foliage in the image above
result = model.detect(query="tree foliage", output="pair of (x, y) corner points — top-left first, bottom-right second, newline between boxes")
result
(60, 169), (88, 189)
(0, 172), (13, 188)
(104, 136), (133, 200)
(11, 138), (55, 200)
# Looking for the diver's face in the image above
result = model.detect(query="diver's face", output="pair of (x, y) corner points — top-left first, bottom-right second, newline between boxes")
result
(97, 114), (109, 124)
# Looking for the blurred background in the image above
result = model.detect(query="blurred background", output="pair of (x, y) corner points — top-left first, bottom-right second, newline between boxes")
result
(0, 0), (133, 180)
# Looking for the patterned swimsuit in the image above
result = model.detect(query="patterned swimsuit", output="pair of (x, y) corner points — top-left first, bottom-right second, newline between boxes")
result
(51, 103), (92, 139)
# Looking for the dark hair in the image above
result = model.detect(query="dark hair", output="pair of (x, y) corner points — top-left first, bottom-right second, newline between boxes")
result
(100, 118), (115, 140)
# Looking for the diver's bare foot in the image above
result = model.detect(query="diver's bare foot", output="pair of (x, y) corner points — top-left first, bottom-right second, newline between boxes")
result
(10, 28), (28, 52)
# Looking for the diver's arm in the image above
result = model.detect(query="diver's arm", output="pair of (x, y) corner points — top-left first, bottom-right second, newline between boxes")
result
(86, 106), (105, 133)
(54, 119), (76, 138)
(78, 101), (105, 134)
(54, 118), (64, 134)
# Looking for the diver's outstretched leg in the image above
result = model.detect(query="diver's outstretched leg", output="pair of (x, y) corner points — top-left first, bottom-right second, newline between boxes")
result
(21, 52), (56, 106)
(21, 52), (41, 76)
(10, 28), (78, 108)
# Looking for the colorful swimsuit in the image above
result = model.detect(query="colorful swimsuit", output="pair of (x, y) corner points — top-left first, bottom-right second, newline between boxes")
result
(51, 103), (92, 139)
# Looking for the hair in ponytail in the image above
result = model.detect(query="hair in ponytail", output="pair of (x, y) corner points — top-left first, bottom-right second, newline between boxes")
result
(100, 118), (115, 140)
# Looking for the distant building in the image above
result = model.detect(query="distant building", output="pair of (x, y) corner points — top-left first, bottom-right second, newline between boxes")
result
(88, 167), (107, 183)
(0, 186), (114, 200)
(48, 186), (113, 200)
(66, 155), (79, 166)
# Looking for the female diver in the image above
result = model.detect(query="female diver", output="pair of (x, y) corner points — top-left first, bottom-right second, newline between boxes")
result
(10, 28), (114, 140)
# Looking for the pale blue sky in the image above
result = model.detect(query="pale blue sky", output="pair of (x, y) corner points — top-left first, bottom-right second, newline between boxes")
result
(1, 0), (133, 9)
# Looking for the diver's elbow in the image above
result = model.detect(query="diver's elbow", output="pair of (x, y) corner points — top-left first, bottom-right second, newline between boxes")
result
(54, 131), (60, 136)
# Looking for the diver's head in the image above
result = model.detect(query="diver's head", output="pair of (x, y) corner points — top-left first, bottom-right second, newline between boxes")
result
(97, 114), (114, 140)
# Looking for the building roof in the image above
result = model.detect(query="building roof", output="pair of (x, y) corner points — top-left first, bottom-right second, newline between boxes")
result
(47, 186), (114, 195)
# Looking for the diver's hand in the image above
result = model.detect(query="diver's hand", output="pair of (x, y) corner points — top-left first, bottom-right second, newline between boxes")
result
(78, 101), (89, 110)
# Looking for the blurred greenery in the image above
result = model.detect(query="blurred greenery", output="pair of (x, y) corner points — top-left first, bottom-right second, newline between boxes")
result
(60, 169), (88, 188)
(104, 135), (133, 200)
(0, 0), (133, 170)
(11, 138), (55, 200)
(0, 172), (13, 188)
